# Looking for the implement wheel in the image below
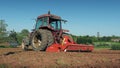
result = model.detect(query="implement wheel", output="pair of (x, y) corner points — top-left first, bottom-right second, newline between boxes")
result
(61, 34), (74, 44)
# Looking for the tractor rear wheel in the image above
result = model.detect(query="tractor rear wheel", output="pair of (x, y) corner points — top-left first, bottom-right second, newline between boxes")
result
(46, 30), (54, 46)
(21, 42), (29, 51)
(31, 29), (54, 51)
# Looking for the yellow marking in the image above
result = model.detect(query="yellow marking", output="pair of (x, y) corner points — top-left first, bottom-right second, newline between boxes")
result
(62, 38), (66, 46)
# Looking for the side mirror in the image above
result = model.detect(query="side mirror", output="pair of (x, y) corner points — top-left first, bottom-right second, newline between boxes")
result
(61, 19), (67, 23)
(31, 29), (35, 31)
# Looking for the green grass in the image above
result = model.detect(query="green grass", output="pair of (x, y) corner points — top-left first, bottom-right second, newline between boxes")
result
(94, 48), (110, 50)
(93, 42), (120, 50)
(111, 44), (120, 50)
(0, 45), (17, 48)
(0, 45), (11, 48)
(0, 64), (11, 68)
(94, 42), (111, 48)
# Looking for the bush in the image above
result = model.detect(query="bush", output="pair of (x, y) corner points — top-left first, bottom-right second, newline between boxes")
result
(77, 37), (93, 44)
(94, 42), (111, 48)
(95, 44), (111, 48)
(111, 44), (120, 50)
(0, 45), (6, 48)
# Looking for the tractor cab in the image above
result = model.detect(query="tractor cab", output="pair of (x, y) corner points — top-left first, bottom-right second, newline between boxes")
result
(35, 11), (67, 31)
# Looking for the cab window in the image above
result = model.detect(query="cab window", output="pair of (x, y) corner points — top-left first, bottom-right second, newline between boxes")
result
(36, 17), (48, 29)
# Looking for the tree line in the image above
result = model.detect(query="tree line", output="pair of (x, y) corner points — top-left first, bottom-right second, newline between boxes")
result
(0, 20), (29, 46)
(71, 34), (120, 44)
(0, 19), (120, 46)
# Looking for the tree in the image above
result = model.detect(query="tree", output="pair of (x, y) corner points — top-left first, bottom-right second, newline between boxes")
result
(76, 36), (93, 44)
(71, 34), (77, 42)
(0, 20), (8, 32)
(16, 29), (29, 44)
(20, 29), (29, 36)
(99, 36), (111, 42)
(9, 30), (18, 42)
(8, 30), (19, 47)
(0, 20), (8, 43)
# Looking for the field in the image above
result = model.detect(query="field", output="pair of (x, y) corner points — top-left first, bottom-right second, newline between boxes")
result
(0, 48), (120, 68)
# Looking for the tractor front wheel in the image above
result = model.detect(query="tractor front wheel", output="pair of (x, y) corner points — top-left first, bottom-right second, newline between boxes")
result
(21, 37), (29, 51)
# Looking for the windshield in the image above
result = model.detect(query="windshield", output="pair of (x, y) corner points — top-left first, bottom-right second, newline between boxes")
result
(35, 17), (48, 29)
(50, 20), (61, 30)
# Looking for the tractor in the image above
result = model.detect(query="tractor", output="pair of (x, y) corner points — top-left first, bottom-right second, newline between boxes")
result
(21, 11), (94, 52)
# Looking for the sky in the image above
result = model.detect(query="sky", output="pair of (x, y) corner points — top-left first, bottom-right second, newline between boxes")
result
(0, 0), (120, 36)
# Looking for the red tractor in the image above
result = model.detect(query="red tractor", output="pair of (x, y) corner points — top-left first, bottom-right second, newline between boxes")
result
(21, 11), (94, 52)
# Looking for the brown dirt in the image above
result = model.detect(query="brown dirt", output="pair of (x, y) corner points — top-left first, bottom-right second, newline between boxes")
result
(0, 48), (120, 68)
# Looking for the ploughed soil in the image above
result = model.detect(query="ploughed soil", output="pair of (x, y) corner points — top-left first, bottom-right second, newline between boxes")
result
(0, 48), (120, 68)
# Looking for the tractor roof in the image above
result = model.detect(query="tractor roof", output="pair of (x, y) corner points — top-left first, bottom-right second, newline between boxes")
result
(37, 14), (61, 20)
(37, 11), (67, 22)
